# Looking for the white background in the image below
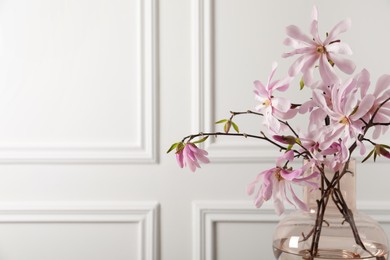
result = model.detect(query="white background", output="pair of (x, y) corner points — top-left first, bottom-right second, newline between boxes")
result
(0, 0), (388, 259)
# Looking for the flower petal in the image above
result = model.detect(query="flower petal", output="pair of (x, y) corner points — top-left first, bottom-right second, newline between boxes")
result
(272, 77), (291, 92)
(273, 181), (285, 216)
(343, 92), (359, 116)
(254, 80), (268, 97)
(319, 54), (340, 85)
(272, 97), (291, 112)
(283, 37), (308, 49)
(312, 89), (339, 118)
(254, 196), (265, 208)
(176, 152), (184, 168)
(277, 150), (294, 166)
(266, 62), (278, 89)
(264, 110), (281, 134)
(328, 54), (356, 74)
(286, 25), (314, 45)
(324, 18), (352, 45)
(350, 94), (375, 120)
(311, 6), (318, 21)
(290, 185), (309, 212)
(282, 47), (315, 58)
(326, 42), (353, 55)
(310, 19), (322, 44)
(281, 168), (303, 181)
(355, 69), (371, 98)
(374, 74), (390, 97)
(288, 54), (315, 77)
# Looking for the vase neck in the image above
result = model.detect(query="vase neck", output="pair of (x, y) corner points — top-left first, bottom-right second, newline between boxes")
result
(304, 160), (357, 213)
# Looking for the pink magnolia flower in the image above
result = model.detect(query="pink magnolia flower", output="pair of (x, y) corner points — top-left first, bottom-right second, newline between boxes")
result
(282, 6), (355, 86)
(176, 143), (209, 172)
(313, 77), (375, 150)
(254, 62), (297, 134)
(247, 151), (319, 215)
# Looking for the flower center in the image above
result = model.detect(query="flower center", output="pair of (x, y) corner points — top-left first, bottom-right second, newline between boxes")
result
(275, 168), (284, 182)
(263, 99), (271, 107)
(316, 45), (326, 54)
(339, 116), (350, 125)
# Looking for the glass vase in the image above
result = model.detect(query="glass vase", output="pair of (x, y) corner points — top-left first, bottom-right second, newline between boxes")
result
(272, 161), (389, 259)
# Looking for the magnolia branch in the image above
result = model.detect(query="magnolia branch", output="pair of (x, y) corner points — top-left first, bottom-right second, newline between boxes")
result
(182, 131), (292, 153)
(176, 97), (389, 258)
(228, 110), (313, 157)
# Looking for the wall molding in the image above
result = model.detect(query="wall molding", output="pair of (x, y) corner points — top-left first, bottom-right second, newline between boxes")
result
(0, 0), (158, 164)
(191, 0), (280, 163)
(0, 201), (159, 260)
(193, 201), (390, 260)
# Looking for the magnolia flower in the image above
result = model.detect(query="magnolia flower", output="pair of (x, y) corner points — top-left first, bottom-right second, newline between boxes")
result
(254, 62), (296, 134)
(247, 151), (319, 215)
(313, 78), (375, 150)
(282, 6), (355, 86)
(176, 143), (209, 172)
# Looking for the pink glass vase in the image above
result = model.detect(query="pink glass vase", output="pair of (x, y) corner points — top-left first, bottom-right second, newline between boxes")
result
(272, 161), (389, 259)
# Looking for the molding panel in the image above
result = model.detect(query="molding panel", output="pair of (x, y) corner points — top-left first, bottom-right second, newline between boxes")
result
(191, 0), (279, 163)
(0, 202), (159, 260)
(0, 0), (157, 164)
(193, 201), (390, 260)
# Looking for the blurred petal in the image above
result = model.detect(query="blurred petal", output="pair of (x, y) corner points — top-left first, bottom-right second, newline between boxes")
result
(267, 62), (278, 87)
(350, 94), (375, 120)
(312, 89), (339, 118)
(374, 74), (390, 97)
(357, 140), (366, 156)
(272, 77), (291, 92)
(286, 25), (314, 44)
(283, 47), (315, 58)
(273, 181), (285, 216)
(288, 54), (314, 76)
(324, 18), (352, 45)
(254, 80), (268, 97)
(255, 196), (265, 208)
(282, 37), (309, 49)
(329, 54), (356, 74)
(272, 97), (291, 112)
(281, 168), (303, 181)
(277, 150), (294, 166)
(311, 6), (318, 20)
(176, 152), (184, 168)
(290, 185), (309, 212)
(326, 42), (353, 55)
(319, 54), (339, 85)
(310, 20), (322, 44)
(355, 69), (371, 98)
(274, 108), (298, 120)
(247, 182), (256, 195)
(263, 174), (274, 200)
(294, 171), (320, 184)
(373, 125), (383, 139)
(343, 92), (359, 116)
(265, 110), (281, 134)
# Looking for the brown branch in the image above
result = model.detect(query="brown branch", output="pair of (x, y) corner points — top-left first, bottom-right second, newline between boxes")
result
(181, 131), (289, 151)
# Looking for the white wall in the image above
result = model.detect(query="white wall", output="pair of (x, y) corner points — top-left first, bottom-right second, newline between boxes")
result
(0, 0), (388, 259)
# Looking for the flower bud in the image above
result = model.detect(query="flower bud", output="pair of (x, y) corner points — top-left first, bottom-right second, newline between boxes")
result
(273, 135), (297, 145)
